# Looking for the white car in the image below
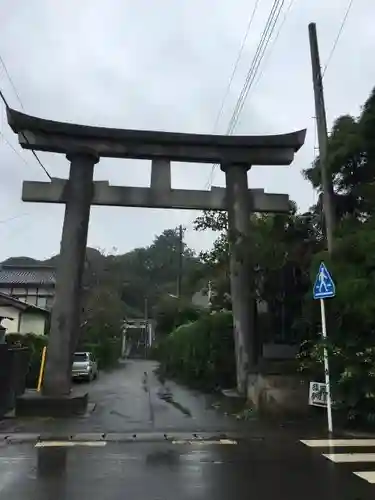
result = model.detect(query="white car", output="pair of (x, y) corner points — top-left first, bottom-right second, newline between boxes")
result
(72, 352), (98, 382)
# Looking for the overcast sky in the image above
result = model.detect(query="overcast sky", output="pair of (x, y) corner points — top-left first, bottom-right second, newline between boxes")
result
(0, 0), (373, 261)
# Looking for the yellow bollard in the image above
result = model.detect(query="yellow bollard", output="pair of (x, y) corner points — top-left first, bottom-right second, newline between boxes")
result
(37, 346), (47, 392)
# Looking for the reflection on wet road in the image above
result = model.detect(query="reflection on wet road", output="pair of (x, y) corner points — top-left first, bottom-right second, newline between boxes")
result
(0, 360), (245, 435)
(0, 437), (374, 499)
(0, 360), (374, 498)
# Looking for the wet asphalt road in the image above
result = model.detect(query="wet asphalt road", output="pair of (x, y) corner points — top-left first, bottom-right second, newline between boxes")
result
(0, 359), (249, 435)
(0, 360), (375, 498)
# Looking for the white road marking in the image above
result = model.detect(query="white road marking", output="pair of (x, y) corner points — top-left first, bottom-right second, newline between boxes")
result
(35, 441), (107, 448)
(301, 439), (375, 447)
(0, 457), (31, 462)
(323, 453), (375, 463)
(171, 439), (237, 445)
(302, 438), (375, 485)
(354, 471), (375, 483)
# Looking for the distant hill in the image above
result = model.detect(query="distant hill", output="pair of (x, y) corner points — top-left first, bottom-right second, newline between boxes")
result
(1, 247), (105, 267)
(1, 256), (42, 266)
(0, 229), (203, 319)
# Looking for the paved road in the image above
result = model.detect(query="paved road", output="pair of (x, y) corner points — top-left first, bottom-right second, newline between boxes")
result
(0, 360), (375, 498)
(0, 359), (251, 435)
(0, 436), (375, 498)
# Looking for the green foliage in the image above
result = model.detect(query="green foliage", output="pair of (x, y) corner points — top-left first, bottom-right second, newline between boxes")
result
(303, 87), (375, 222)
(194, 208), (319, 342)
(293, 87), (375, 425)
(79, 285), (124, 369)
(189, 86), (375, 426)
(297, 219), (375, 424)
(76, 228), (204, 368)
(154, 311), (235, 391)
(153, 296), (202, 338)
(111, 228), (204, 312)
(5, 333), (47, 388)
(84, 339), (122, 370)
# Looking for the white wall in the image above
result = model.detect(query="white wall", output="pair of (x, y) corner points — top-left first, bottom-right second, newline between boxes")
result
(4, 286), (54, 310)
(0, 304), (46, 335)
(19, 313), (46, 336)
(0, 305), (19, 332)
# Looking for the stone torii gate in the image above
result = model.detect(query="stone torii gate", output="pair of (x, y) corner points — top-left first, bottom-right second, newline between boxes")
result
(6, 107), (305, 408)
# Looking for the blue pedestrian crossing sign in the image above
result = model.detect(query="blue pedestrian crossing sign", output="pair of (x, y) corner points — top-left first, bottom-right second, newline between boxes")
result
(313, 262), (336, 299)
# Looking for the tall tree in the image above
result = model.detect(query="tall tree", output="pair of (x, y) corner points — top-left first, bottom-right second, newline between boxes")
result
(303, 87), (375, 224)
(298, 86), (375, 425)
(194, 205), (318, 343)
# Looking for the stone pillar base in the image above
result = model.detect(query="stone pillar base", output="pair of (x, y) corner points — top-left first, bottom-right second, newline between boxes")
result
(247, 368), (309, 418)
(16, 390), (88, 417)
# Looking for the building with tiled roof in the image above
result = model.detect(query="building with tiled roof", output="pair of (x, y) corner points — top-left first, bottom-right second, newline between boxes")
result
(0, 264), (56, 310)
(0, 291), (50, 336)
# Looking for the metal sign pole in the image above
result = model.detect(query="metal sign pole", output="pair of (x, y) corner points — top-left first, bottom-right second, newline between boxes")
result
(320, 298), (333, 434)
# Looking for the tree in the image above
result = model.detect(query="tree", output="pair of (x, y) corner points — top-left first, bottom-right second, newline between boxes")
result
(303, 87), (375, 224)
(111, 227), (204, 313)
(298, 86), (375, 425)
(194, 205), (318, 343)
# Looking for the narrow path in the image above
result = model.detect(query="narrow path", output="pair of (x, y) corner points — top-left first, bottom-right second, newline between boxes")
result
(0, 360), (246, 435)
(84, 359), (244, 433)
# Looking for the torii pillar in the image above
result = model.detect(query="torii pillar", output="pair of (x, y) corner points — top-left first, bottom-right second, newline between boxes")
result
(6, 107), (305, 409)
(42, 151), (99, 396)
(222, 163), (255, 393)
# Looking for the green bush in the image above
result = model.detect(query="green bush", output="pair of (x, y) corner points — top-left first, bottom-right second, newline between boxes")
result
(297, 226), (375, 427)
(83, 339), (122, 369)
(153, 296), (202, 338)
(154, 311), (235, 391)
(5, 333), (47, 388)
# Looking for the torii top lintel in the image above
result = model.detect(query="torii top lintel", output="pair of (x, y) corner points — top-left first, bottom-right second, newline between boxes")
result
(7, 108), (306, 166)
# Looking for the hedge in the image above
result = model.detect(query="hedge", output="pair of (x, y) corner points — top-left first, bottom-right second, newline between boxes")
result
(153, 310), (236, 391)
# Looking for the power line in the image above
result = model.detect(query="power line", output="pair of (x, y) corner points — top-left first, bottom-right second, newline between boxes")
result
(207, 0), (285, 189)
(0, 54), (52, 180)
(227, 0), (285, 135)
(0, 213), (30, 225)
(204, 1), (261, 191)
(0, 88), (52, 180)
(0, 130), (30, 166)
(227, 0), (283, 134)
(212, 0), (261, 134)
(0, 55), (24, 110)
(322, 0), (355, 78)
(30, 149), (52, 180)
(249, 0), (297, 95)
(177, 1), (286, 231)
(0, 88), (9, 108)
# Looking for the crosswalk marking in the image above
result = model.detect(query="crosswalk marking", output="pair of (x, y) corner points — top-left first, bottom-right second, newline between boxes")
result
(35, 441), (107, 448)
(301, 439), (375, 447)
(301, 438), (375, 485)
(354, 471), (375, 483)
(171, 439), (237, 445)
(323, 453), (375, 463)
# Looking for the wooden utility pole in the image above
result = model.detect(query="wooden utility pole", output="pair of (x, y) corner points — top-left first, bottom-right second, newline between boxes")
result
(144, 296), (148, 354)
(176, 224), (183, 298)
(309, 22), (335, 254)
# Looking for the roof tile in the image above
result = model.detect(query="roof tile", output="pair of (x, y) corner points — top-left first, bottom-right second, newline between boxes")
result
(0, 266), (56, 286)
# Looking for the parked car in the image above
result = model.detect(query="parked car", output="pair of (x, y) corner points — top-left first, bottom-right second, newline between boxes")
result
(72, 352), (98, 382)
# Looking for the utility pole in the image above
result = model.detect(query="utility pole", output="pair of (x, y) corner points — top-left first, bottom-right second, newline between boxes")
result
(309, 22), (335, 254)
(176, 224), (183, 298)
(208, 280), (212, 308)
(144, 297), (148, 355)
